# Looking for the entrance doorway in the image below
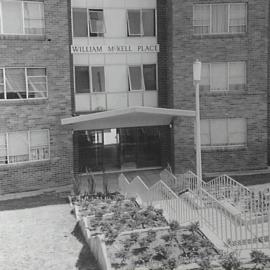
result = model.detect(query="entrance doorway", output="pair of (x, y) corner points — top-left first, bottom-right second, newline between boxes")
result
(76, 126), (161, 173)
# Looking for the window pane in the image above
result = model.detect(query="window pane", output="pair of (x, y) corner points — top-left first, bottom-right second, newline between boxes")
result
(0, 134), (7, 164)
(193, 5), (210, 34)
(5, 68), (26, 99)
(92, 67), (105, 92)
(211, 63), (227, 91)
(128, 10), (141, 36)
(8, 132), (29, 163)
(89, 10), (105, 35)
(27, 68), (47, 98)
(229, 62), (245, 90)
(200, 120), (210, 146)
(143, 64), (156, 90)
(2, 1), (23, 34)
(142, 9), (155, 36)
(129, 66), (142, 90)
(211, 4), (228, 33)
(228, 118), (246, 144)
(30, 130), (49, 161)
(210, 119), (227, 145)
(0, 69), (4, 99)
(24, 2), (45, 35)
(200, 63), (210, 90)
(229, 3), (246, 33)
(75, 66), (90, 93)
(73, 8), (88, 37)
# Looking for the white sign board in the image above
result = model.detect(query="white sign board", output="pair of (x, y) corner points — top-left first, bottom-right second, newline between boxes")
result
(71, 44), (160, 54)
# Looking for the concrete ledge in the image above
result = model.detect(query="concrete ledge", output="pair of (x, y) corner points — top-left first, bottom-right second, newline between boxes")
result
(0, 184), (72, 201)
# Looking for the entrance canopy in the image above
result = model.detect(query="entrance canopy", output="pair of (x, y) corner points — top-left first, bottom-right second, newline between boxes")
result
(61, 106), (195, 131)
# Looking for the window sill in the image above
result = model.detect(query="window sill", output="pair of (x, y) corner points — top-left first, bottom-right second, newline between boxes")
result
(192, 33), (247, 39)
(0, 158), (52, 170)
(0, 98), (48, 105)
(202, 90), (247, 97)
(201, 145), (247, 152)
(0, 34), (46, 41)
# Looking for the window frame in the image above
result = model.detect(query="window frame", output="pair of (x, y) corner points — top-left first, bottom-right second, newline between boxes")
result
(128, 64), (157, 91)
(200, 118), (247, 149)
(0, 129), (50, 166)
(88, 9), (106, 37)
(193, 3), (247, 35)
(127, 9), (156, 37)
(200, 61), (246, 92)
(0, 0), (45, 36)
(0, 67), (48, 100)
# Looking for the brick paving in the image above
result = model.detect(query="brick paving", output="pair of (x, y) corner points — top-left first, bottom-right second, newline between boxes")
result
(0, 195), (99, 270)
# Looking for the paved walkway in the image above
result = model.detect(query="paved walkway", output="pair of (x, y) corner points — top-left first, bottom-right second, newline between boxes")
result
(0, 195), (99, 270)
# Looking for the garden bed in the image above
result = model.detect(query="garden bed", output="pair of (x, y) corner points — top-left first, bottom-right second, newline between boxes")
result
(70, 193), (270, 270)
(70, 193), (220, 270)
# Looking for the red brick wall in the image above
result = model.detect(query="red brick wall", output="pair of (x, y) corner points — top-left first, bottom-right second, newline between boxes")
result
(171, 0), (269, 174)
(0, 0), (73, 194)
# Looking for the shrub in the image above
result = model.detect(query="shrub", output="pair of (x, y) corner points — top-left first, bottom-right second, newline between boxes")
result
(250, 250), (270, 265)
(146, 230), (157, 243)
(130, 232), (139, 243)
(162, 257), (177, 270)
(220, 252), (241, 270)
(169, 220), (180, 231)
(154, 245), (169, 260)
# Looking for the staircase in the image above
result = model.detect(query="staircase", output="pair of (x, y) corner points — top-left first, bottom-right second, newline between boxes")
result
(119, 168), (270, 252)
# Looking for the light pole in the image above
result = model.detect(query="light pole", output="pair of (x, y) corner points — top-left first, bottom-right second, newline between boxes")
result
(193, 59), (202, 183)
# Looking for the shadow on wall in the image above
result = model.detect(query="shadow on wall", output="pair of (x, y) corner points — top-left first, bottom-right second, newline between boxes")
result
(0, 193), (68, 211)
(72, 222), (100, 270)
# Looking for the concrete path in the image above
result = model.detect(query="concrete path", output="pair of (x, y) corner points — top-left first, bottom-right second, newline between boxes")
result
(0, 196), (99, 270)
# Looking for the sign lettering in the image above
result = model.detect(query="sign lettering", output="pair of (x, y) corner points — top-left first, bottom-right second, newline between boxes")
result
(71, 44), (160, 54)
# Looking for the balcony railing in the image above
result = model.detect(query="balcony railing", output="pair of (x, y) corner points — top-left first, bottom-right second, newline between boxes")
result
(75, 91), (158, 112)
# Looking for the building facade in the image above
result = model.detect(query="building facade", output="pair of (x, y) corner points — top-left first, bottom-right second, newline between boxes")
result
(0, 0), (73, 195)
(171, 0), (269, 174)
(1, 0), (269, 195)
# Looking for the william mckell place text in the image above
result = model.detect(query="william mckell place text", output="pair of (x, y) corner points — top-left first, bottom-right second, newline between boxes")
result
(71, 44), (160, 54)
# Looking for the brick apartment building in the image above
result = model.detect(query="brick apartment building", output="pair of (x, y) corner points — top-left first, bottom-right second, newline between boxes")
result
(0, 0), (269, 195)
(0, 0), (73, 195)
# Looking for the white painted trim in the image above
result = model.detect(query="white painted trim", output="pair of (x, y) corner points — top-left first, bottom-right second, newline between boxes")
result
(62, 106), (195, 126)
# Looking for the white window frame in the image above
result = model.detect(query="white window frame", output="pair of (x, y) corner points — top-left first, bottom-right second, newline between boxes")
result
(200, 118), (247, 149)
(88, 9), (106, 36)
(0, 129), (50, 166)
(201, 62), (246, 92)
(90, 65), (105, 93)
(0, 0), (45, 35)
(128, 64), (157, 91)
(127, 9), (156, 37)
(193, 3), (247, 35)
(0, 67), (48, 100)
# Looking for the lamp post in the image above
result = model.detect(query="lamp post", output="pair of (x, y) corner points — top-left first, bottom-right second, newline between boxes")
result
(193, 59), (202, 183)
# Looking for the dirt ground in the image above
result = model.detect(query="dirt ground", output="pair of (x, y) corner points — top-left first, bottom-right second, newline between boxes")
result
(0, 194), (100, 270)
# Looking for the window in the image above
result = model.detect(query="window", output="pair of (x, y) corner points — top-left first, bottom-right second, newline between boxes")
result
(0, 134), (7, 164)
(72, 8), (88, 37)
(75, 66), (90, 93)
(193, 3), (247, 34)
(74, 66), (105, 93)
(91, 66), (105, 92)
(89, 9), (105, 37)
(128, 64), (157, 91)
(200, 62), (246, 91)
(0, 0), (45, 35)
(24, 2), (44, 35)
(0, 67), (47, 100)
(127, 9), (155, 36)
(200, 118), (247, 148)
(0, 129), (49, 165)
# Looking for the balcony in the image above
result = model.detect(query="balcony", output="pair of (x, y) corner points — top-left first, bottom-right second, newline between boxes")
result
(75, 91), (158, 112)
